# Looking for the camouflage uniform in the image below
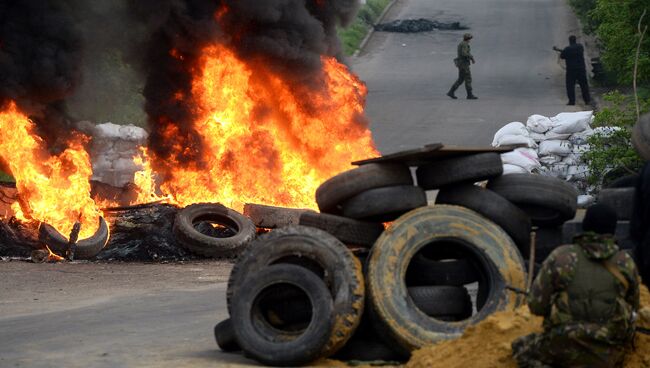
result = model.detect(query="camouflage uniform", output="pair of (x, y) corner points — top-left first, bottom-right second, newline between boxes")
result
(512, 232), (640, 368)
(449, 40), (475, 97)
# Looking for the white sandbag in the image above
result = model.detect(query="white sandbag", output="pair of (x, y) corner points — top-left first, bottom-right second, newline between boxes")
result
(569, 127), (594, 145)
(93, 122), (123, 139)
(592, 126), (622, 137)
(527, 114), (555, 133)
(501, 148), (540, 172)
(549, 111), (593, 134)
(118, 125), (149, 141)
(539, 154), (562, 165)
(543, 131), (572, 141)
(561, 153), (582, 166)
(572, 144), (590, 154)
(538, 140), (573, 156)
(566, 165), (589, 180)
(529, 132), (547, 142)
(494, 134), (538, 148)
(492, 122), (529, 146)
(503, 164), (529, 175)
(577, 194), (595, 207)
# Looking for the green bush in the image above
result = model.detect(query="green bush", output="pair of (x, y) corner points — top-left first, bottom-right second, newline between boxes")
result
(583, 91), (646, 185)
(338, 0), (392, 55)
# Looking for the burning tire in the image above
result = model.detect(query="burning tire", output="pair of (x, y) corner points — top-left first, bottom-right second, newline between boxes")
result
(230, 264), (334, 367)
(407, 286), (472, 318)
(416, 153), (503, 190)
(243, 203), (313, 229)
(298, 211), (384, 247)
(340, 185), (427, 222)
(406, 255), (480, 286)
(486, 174), (578, 227)
(38, 217), (110, 259)
(214, 319), (240, 352)
(227, 226), (364, 357)
(366, 205), (527, 353)
(436, 185), (531, 257)
(173, 203), (255, 258)
(315, 163), (413, 214)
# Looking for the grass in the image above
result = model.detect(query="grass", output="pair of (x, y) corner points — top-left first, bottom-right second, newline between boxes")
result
(338, 0), (393, 55)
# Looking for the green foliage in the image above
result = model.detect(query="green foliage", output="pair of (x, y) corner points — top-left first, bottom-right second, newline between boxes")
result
(568, 0), (599, 33)
(583, 91), (646, 185)
(0, 171), (14, 183)
(338, 0), (392, 55)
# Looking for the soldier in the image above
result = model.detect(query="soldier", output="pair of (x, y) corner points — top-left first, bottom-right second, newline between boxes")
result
(512, 204), (640, 368)
(553, 35), (592, 106)
(447, 33), (478, 100)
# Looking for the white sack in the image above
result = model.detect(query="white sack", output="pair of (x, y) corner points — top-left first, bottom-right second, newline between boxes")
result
(118, 125), (149, 141)
(561, 153), (582, 166)
(93, 122), (123, 139)
(527, 114), (555, 133)
(529, 132), (547, 142)
(577, 195), (595, 207)
(501, 148), (541, 172)
(503, 164), (529, 175)
(539, 154), (562, 165)
(543, 131), (572, 141)
(492, 122), (529, 146)
(538, 140), (573, 156)
(495, 134), (538, 148)
(567, 165), (589, 180)
(569, 128), (594, 145)
(572, 144), (590, 154)
(549, 111), (593, 134)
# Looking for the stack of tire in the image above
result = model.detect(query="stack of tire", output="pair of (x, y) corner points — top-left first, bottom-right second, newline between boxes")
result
(217, 151), (578, 365)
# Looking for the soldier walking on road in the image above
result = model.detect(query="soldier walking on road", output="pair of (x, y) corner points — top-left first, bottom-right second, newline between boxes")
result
(553, 35), (592, 106)
(512, 204), (640, 368)
(447, 33), (478, 100)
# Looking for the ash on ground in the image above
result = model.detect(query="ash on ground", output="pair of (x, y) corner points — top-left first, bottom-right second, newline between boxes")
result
(375, 19), (468, 33)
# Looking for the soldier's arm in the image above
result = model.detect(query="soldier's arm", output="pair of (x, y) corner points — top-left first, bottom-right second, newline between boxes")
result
(528, 246), (576, 316)
(560, 47), (567, 60)
(614, 251), (641, 310)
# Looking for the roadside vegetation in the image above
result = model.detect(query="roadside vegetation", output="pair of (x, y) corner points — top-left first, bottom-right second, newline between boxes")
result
(338, 0), (392, 55)
(568, 0), (649, 185)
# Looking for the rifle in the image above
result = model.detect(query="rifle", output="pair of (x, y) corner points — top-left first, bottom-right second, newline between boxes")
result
(552, 46), (562, 52)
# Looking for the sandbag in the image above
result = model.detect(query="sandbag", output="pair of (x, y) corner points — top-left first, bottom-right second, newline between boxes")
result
(539, 154), (562, 165)
(569, 128), (594, 145)
(543, 131), (572, 141)
(538, 140), (572, 156)
(500, 148), (540, 172)
(561, 154), (582, 166)
(492, 122), (528, 146)
(549, 111), (593, 134)
(527, 114), (555, 133)
(494, 134), (537, 148)
(503, 164), (529, 175)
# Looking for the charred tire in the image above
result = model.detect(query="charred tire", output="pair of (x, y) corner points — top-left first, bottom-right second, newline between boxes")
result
(298, 211), (384, 247)
(632, 116), (650, 161)
(406, 255), (480, 286)
(173, 203), (255, 258)
(214, 319), (240, 352)
(227, 226), (364, 357)
(243, 203), (313, 229)
(315, 163), (413, 214)
(415, 153), (503, 190)
(38, 217), (110, 259)
(408, 286), (472, 318)
(340, 185), (427, 222)
(366, 205), (527, 352)
(598, 188), (636, 221)
(436, 185), (531, 257)
(487, 174), (578, 227)
(231, 264), (333, 367)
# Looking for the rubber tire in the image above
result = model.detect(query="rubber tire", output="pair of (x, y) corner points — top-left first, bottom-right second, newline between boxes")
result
(406, 255), (480, 286)
(227, 226), (364, 357)
(407, 286), (472, 318)
(416, 153), (503, 190)
(230, 264), (334, 367)
(632, 116), (650, 161)
(243, 203), (313, 228)
(316, 163), (413, 214)
(340, 185), (427, 222)
(38, 217), (110, 259)
(173, 203), (256, 258)
(366, 205), (527, 353)
(606, 174), (639, 189)
(298, 211), (384, 247)
(487, 174), (578, 227)
(436, 185), (532, 257)
(214, 319), (240, 352)
(534, 227), (563, 263)
(598, 188), (636, 221)
(332, 335), (405, 363)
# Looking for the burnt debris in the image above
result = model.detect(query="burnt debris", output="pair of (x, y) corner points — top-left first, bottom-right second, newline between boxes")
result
(375, 19), (468, 33)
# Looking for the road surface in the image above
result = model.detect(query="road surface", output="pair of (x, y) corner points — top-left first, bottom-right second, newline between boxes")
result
(1, 0), (585, 366)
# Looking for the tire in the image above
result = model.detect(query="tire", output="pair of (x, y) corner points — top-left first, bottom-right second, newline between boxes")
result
(632, 116), (650, 161)
(436, 185), (531, 257)
(38, 217), (110, 259)
(315, 163), (413, 214)
(332, 335), (404, 363)
(406, 255), (480, 286)
(173, 203), (255, 258)
(487, 174), (578, 227)
(606, 174), (639, 189)
(407, 286), (472, 318)
(533, 227), (563, 263)
(415, 153), (503, 190)
(298, 211), (384, 247)
(366, 205), (527, 352)
(227, 226), (364, 357)
(214, 319), (239, 352)
(230, 264), (334, 367)
(340, 185), (427, 222)
(243, 203), (312, 228)
(598, 188), (636, 221)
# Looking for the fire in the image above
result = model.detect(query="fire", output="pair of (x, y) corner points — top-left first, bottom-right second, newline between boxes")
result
(0, 102), (101, 238)
(150, 43), (377, 210)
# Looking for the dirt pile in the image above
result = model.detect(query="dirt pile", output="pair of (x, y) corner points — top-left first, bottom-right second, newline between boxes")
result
(406, 286), (650, 368)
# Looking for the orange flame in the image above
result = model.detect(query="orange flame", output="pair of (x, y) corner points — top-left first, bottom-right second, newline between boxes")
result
(0, 102), (101, 238)
(150, 44), (377, 210)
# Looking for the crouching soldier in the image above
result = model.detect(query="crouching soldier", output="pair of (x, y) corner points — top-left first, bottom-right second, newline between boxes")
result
(512, 204), (640, 368)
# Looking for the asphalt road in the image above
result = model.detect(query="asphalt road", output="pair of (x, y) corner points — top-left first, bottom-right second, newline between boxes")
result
(0, 1), (586, 367)
(351, 0), (587, 153)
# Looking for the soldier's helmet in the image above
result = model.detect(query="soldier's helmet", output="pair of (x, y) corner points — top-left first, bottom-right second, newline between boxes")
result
(463, 33), (473, 40)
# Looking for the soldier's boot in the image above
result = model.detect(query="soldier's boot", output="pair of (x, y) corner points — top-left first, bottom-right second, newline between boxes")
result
(467, 94), (478, 99)
(446, 90), (457, 99)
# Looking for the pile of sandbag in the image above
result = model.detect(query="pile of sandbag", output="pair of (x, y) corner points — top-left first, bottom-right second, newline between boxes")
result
(492, 111), (599, 198)
(90, 123), (148, 187)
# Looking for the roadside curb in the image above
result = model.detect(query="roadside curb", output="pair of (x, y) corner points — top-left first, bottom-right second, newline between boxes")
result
(353, 0), (398, 57)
